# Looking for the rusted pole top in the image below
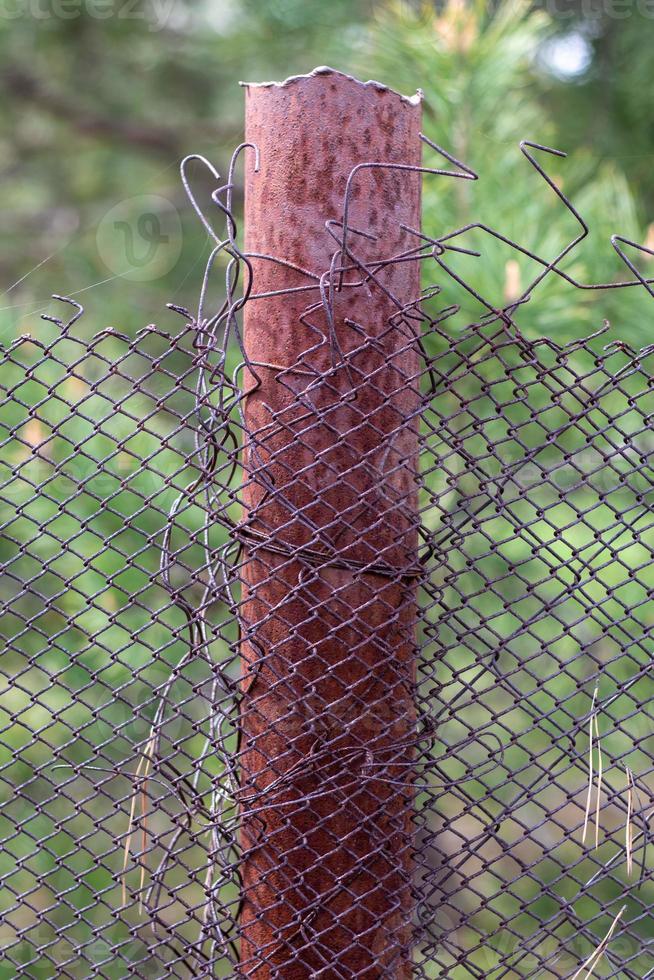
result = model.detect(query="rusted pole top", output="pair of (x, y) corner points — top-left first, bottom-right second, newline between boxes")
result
(239, 66), (422, 977)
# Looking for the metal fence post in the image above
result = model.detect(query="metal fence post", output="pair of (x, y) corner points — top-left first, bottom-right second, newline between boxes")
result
(239, 67), (422, 976)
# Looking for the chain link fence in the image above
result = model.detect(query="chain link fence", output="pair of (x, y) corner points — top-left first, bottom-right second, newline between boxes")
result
(2, 71), (654, 978)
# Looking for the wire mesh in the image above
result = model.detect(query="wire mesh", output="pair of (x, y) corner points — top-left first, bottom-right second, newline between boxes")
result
(1, 122), (654, 979)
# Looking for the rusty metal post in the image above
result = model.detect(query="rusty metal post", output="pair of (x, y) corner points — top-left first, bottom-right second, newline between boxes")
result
(239, 67), (422, 977)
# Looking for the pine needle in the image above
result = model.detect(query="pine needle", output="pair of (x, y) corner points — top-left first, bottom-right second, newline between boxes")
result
(569, 906), (626, 980)
(625, 766), (634, 878)
(582, 686), (598, 845)
(122, 737), (155, 912)
(139, 786), (148, 914)
(138, 738), (155, 914)
(594, 710), (602, 851)
(122, 756), (143, 908)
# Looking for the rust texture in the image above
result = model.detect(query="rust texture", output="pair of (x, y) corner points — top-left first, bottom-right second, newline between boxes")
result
(239, 68), (422, 977)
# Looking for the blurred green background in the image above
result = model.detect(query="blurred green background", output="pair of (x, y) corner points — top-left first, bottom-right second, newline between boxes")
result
(1, 1), (654, 976)
(2, 0), (654, 345)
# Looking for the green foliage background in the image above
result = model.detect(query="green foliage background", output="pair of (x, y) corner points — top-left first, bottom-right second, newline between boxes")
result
(1, 1), (654, 976)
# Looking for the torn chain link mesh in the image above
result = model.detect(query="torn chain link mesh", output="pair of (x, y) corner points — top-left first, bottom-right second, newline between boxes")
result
(1, 127), (654, 979)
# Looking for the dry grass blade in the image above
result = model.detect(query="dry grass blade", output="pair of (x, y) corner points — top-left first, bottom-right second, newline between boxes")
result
(122, 766), (141, 908)
(569, 905), (626, 980)
(582, 686), (598, 845)
(594, 711), (602, 851)
(625, 766), (634, 878)
(122, 737), (155, 910)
